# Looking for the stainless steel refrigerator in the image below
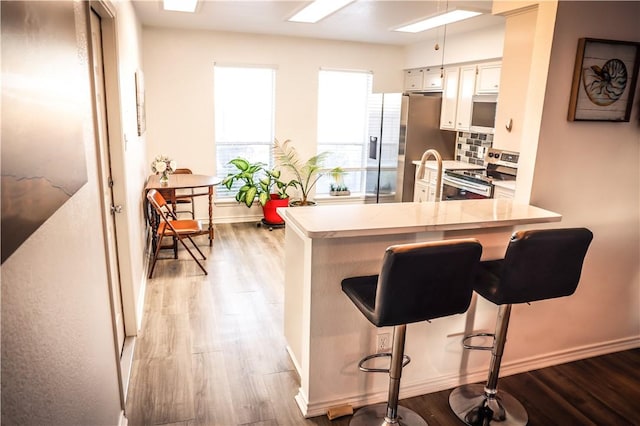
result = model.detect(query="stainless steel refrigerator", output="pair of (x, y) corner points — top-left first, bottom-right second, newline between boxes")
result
(365, 93), (457, 203)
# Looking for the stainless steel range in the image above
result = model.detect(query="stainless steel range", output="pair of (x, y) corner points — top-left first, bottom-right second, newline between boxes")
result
(441, 148), (518, 200)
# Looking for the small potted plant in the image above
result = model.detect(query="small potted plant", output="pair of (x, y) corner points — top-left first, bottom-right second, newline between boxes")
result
(221, 158), (295, 225)
(329, 167), (350, 196)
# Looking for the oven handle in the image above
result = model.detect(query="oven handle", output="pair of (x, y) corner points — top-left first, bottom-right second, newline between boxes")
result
(442, 175), (492, 193)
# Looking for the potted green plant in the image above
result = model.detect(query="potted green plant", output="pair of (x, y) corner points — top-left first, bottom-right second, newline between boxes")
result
(329, 167), (350, 196)
(221, 158), (294, 224)
(273, 139), (341, 206)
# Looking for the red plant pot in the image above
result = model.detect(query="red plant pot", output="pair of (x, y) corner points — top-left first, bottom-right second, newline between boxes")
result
(262, 194), (288, 225)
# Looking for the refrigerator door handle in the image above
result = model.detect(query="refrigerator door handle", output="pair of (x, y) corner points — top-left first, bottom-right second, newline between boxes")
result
(369, 136), (378, 160)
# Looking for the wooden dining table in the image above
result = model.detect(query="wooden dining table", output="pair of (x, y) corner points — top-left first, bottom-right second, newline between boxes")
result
(145, 174), (221, 248)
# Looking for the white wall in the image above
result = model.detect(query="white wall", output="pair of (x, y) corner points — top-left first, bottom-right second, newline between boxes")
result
(142, 24), (508, 222)
(404, 23), (505, 69)
(112, 0), (150, 332)
(1, 2), (122, 424)
(141, 28), (406, 222)
(523, 0), (640, 350)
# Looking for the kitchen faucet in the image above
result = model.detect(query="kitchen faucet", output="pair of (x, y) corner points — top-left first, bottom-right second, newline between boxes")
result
(417, 149), (443, 202)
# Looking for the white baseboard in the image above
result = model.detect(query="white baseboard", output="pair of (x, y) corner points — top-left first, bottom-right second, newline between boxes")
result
(297, 336), (640, 418)
(208, 215), (262, 224)
(285, 345), (303, 378)
(120, 336), (136, 401)
(118, 410), (128, 426)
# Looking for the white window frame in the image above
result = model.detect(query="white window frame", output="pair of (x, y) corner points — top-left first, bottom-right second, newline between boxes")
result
(316, 69), (373, 195)
(214, 64), (276, 200)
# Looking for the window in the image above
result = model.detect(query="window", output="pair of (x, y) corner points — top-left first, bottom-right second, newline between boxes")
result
(214, 65), (275, 199)
(316, 69), (372, 194)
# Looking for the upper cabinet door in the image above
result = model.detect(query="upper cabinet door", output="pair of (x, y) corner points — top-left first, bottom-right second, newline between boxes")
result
(455, 66), (476, 131)
(404, 68), (443, 92)
(440, 67), (459, 130)
(422, 68), (443, 92)
(403, 69), (423, 92)
(476, 62), (502, 94)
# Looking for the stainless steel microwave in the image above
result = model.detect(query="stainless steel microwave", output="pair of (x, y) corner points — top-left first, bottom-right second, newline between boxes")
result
(470, 94), (498, 134)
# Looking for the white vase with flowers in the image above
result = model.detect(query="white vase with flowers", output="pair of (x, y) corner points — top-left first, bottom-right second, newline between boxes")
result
(151, 155), (177, 185)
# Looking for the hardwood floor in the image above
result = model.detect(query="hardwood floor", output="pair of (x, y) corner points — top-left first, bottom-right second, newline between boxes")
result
(125, 223), (640, 426)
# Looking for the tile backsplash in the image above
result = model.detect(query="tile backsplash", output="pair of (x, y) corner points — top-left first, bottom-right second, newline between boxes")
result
(455, 131), (493, 166)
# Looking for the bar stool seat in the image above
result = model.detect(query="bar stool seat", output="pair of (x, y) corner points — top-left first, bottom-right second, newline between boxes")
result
(342, 238), (483, 426)
(449, 227), (593, 426)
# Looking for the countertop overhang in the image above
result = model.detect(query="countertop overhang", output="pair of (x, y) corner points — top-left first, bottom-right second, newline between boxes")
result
(278, 199), (561, 239)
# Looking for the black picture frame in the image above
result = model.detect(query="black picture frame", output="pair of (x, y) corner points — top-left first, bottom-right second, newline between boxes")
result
(568, 38), (640, 122)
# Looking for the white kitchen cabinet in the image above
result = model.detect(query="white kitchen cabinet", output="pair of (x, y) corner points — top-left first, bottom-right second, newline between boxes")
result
(440, 67), (460, 130)
(404, 69), (423, 92)
(422, 67), (443, 92)
(414, 166), (439, 202)
(439, 62), (502, 131)
(414, 167), (431, 202)
(493, 184), (515, 199)
(414, 179), (430, 202)
(440, 65), (475, 132)
(426, 171), (438, 201)
(455, 66), (476, 132)
(404, 67), (443, 92)
(492, 9), (537, 152)
(476, 62), (501, 94)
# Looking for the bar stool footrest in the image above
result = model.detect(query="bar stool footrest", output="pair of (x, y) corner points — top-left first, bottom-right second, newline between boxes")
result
(358, 352), (411, 373)
(462, 332), (495, 351)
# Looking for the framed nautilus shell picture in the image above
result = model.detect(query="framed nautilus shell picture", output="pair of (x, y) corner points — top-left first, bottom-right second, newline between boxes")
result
(568, 38), (640, 122)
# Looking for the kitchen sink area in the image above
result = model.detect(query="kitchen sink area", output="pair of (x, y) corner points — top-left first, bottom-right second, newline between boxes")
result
(413, 133), (519, 202)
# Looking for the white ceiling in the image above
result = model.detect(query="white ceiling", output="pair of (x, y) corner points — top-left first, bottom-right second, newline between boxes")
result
(132, 0), (505, 46)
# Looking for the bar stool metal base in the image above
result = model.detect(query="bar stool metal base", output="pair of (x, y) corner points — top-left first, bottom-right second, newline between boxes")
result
(349, 403), (428, 426)
(449, 384), (527, 426)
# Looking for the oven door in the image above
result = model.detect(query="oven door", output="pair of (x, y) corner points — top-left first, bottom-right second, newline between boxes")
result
(441, 175), (492, 201)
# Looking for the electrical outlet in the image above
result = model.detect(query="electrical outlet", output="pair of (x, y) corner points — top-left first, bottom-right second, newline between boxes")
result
(377, 332), (391, 353)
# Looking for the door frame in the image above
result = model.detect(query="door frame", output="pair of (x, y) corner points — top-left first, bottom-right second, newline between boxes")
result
(87, 0), (136, 409)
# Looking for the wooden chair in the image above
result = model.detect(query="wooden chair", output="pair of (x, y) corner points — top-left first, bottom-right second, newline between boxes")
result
(158, 168), (195, 219)
(146, 189), (208, 278)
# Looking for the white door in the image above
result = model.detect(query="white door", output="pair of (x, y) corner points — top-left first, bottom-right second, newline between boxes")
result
(90, 9), (125, 355)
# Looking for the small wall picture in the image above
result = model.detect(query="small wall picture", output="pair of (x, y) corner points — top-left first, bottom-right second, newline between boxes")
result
(135, 69), (147, 135)
(568, 38), (640, 122)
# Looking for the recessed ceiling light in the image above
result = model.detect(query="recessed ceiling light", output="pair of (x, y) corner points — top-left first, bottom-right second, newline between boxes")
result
(288, 0), (354, 24)
(394, 10), (482, 33)
(163, 0), (198, 13)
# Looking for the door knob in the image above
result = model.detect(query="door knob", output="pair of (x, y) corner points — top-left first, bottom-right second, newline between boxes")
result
(111, 205), (123, 214)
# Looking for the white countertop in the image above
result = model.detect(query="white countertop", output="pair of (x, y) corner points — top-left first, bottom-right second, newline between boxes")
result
(412, 160), (485, 171)
(278, 199), (561, 238)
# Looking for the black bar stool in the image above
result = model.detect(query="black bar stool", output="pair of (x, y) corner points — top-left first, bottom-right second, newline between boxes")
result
(342, 238), (483, 426)
(449, 228), (593, 426)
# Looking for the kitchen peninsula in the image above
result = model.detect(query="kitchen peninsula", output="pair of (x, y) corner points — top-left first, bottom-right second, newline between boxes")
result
(278, 199), (561, 418)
